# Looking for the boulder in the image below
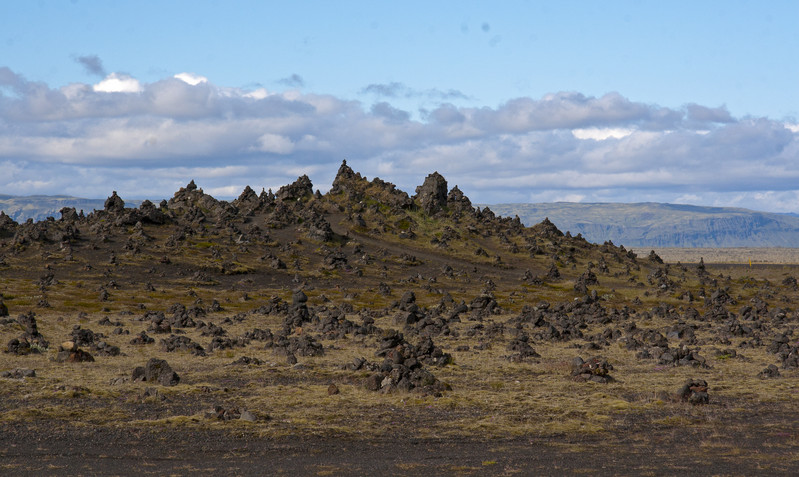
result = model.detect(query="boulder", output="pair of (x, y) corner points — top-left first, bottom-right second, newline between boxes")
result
(143, 358), (180, 386)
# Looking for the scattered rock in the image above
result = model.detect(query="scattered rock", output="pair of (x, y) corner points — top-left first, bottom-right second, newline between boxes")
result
(1, 368), (35, 379)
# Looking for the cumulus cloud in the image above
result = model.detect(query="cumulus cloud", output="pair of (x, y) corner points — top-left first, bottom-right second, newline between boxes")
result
(0, 66), (798, 213)
(93, 73), (142, 93)
(174, 72), (208, 85)
(685, 103), (733, 123)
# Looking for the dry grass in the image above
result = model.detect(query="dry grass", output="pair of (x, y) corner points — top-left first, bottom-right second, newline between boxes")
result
(3, 300), (797, 441)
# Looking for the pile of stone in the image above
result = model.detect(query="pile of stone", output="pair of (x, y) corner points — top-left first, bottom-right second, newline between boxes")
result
(469, 292), (500, 320)
(571, 356), (614, 383)
(132, 358), (180, 386)
(315, 307), (357, 340)
(363, 329), (451, 395)
(208, 335), (249, 352)
(54, 341), (95, 363)
(677, 379), (709, 404)
(5, 311), (49, 355)
(229, 356), (264, 366)
(205, 405), (259, 422)
(758, 364), (781, 379)
(653, 345), (709, 368)
(129, 331), (155, 345)
(268, 334), (325, 358)
(505, 332), (540, 361)
(159, 334), (206, 356)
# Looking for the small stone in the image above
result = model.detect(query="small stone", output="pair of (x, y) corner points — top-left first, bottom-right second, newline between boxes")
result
(327, 384), (340, 395)
(240, 410), (257, 422)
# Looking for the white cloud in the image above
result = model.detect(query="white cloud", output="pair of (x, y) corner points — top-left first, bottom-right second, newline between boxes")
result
(93, 73), (142, 93)
(174, 72), (208, 86)
(572, 127), (634, 140)
(253, 133), (294, 154)
(244, 88), (270, 99)
(205, 185), (243, 197)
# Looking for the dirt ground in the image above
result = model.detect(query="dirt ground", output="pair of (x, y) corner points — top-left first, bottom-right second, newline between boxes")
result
(2, 409), (798, 476)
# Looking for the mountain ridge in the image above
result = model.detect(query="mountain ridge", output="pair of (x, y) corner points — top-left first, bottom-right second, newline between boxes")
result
(483, 202), (799, 248)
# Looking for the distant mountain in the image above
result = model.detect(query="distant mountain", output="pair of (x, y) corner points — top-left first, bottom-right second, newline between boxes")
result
(0, 195), (142, 222)
(484, 202), (799, 248)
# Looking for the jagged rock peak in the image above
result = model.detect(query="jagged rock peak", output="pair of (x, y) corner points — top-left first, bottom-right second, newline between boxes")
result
(236, 185), (259, 204)
(330, 159), (364, 195)
(531, 217), (564, 238)
(329, 161), (411, 209)
(415, 172), (448, 215)
(104, 191), (125, 213)
(0, 211), (17, 228)
(446, 185), (472, 210)
(186, 180), (198, 191)
(277, 175), (314, 202)
(259, 188), (275, 202)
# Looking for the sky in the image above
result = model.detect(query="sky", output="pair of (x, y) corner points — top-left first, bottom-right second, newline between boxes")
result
(1, 0), (798, 212)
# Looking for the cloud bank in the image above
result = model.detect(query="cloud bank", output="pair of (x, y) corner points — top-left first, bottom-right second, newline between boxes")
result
(0, 66), (797, 213)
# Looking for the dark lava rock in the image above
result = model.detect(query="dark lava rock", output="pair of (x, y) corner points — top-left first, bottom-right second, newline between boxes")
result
(414, 172), (448, 215)
(134, 358), (180, 386)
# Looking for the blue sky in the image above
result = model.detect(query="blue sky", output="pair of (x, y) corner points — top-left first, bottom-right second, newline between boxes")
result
(1, 0), (798, 212)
